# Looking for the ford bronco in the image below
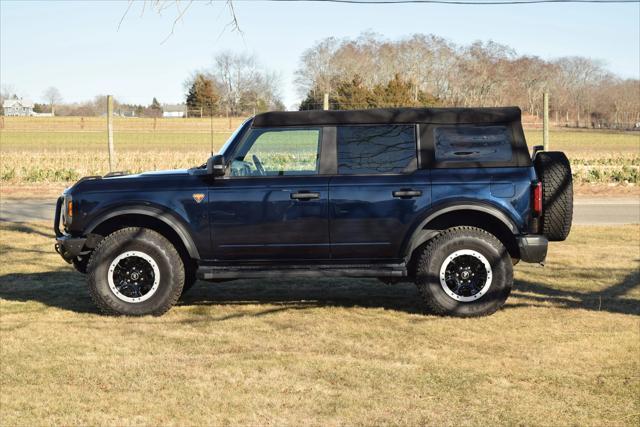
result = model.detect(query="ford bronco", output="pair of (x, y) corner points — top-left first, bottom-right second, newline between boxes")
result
(54, 107), (573, 317)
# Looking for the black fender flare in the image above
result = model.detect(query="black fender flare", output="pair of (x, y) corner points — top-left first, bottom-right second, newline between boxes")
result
(85, 205), (200, 259)
(402, 202), (520, 259)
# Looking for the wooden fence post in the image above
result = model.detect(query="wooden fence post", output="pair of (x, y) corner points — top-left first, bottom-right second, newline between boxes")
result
(107, 95), (115, 172)
(543, 92), (549, 151)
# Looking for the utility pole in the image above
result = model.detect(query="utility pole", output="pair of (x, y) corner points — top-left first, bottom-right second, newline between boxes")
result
(543, 92), (549, 151)
(107, 95), (115, 172)
(323, 93), (329, 111)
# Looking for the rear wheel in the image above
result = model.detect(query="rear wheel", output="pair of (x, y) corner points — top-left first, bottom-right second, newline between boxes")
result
(415, 226), (512, 317)
(87, 227), (184, 316)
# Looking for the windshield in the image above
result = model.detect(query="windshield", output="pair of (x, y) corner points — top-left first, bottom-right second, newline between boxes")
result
(218, 118), (252, 157)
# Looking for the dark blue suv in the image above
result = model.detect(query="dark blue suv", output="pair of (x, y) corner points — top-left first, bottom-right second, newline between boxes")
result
(54, 107), (573, 317)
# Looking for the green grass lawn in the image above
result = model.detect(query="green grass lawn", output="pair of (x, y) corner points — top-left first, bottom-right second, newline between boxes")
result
(0, 131), (231, 152)
(525, 129), (640, 155)
(0, 222), (638, 426)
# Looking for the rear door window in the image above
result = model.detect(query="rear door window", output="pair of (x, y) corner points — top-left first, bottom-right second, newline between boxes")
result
(337, 125), (416, 174)
(433, 125), (513, 163)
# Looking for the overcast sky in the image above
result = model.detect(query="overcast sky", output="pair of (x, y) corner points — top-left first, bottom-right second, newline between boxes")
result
(1, 0), (638, 109)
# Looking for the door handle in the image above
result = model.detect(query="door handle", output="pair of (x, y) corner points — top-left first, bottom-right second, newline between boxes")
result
(392, 189), (422, 199)
(291, 191), (320, 200)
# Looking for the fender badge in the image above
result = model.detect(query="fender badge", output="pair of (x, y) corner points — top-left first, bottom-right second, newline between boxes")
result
(192, 193), (205, 203)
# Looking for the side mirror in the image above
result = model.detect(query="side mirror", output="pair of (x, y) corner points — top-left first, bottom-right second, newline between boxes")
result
(207, 154), (226, 177)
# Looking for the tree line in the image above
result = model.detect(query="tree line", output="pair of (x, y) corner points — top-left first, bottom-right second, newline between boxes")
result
(0, 85), (168, 118)
(296, 33), (639, 128)
(44, 96), (164, 118)
(3, 33), (638, 127)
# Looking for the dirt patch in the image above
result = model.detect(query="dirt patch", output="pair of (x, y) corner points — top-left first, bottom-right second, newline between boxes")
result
(1, 184), (67, 199)
(573, 183), (640, 198)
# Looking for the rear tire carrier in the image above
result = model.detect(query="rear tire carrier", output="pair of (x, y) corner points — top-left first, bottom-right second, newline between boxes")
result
(533, 151), (573, 241)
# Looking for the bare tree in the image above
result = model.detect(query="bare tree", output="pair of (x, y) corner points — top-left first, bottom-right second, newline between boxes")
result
(218, 52), (281, 114)
(553, 57), (607, 126)
(1, 84), (18, 112)
(295, 32), (639, 127)
(43, 86), (62, 116)
(295, 37), (340, 100)
(119, 0), (241, 43)
(185, 52), (282, 116)
(1, 84), (15, 101)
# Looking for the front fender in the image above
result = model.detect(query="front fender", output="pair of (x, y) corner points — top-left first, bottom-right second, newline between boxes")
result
(84, 204), (200, 259)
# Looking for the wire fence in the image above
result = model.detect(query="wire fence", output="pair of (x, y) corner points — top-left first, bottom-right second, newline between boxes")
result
(0, 115), (247, 153)
(0, 111), (638, 186)
(299, 102), (640, 131)
(0, 114), (248, 183)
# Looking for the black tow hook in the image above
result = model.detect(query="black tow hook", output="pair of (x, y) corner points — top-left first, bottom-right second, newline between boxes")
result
(54, 243), (73, 264)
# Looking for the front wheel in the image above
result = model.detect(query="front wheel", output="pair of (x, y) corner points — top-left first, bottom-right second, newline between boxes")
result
(87, 227), (184, 316)
(414, 226), (512, 317)
(72, 255), (90, 274)
(180, 262), (198, 298)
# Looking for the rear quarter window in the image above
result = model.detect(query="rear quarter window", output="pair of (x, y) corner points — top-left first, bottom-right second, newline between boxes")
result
(337, 125), (416, 174)
(434, 125), (513, 163)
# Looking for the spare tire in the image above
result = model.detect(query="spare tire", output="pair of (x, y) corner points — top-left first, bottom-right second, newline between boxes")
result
(534, 151), (573, 241)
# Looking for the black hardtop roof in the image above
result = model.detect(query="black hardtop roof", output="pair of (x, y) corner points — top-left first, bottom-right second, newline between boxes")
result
(252, 106), (521, 127)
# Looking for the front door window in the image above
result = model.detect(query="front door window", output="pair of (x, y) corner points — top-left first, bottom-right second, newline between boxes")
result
(229, 128), (321, 177)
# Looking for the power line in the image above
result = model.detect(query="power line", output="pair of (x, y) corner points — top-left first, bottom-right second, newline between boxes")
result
(266, 0), (638, 4)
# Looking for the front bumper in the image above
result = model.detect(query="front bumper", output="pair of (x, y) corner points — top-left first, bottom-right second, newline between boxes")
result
(55, 235), (87, 262)
(517, 235), (548, 264)
(54, 196), (86, 262)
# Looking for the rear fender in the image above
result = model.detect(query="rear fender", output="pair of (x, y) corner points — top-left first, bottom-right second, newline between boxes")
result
(402, 202), (519, 259)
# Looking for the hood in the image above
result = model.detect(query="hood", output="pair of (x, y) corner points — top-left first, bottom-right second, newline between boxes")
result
(67, 168), (194, 195)
(104, 168), (190, 180)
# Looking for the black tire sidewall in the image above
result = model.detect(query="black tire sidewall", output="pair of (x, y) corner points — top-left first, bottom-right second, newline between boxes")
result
(72, 255), (89, 274)
(534, 151), (573, 241)
(417, 228), (512, 317)
(180, 262), (198, 296)
(88, 228), (184, 315)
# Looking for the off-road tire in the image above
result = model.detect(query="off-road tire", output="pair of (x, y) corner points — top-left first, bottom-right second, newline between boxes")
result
(180, 262), (198, 297)
(87, 227), (184, 316)
(415, 226), (513, 317)
(534, 151), (573, 241)
(72, 255), (89, 274)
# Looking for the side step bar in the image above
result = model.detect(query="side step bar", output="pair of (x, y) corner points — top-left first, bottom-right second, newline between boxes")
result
(197, 263), (407, 280)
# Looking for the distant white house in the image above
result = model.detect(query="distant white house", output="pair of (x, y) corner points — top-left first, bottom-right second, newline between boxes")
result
(3, 99), (34, 116)
(162, 104), (186, 118)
